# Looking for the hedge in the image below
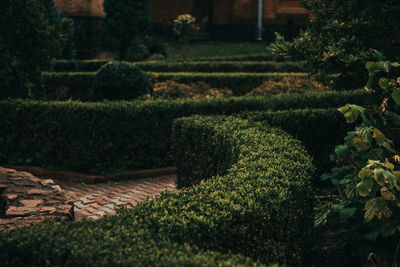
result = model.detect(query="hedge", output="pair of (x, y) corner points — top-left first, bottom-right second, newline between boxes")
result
(239, 108), (353, 176)
(0, 90), (375, 174)
(35, 72), (308, 100)
(189, 53), (288, 62)
(0, 116), (314, 265)
(52, 60), (305, 73)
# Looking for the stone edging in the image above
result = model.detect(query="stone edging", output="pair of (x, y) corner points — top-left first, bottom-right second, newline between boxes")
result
(5, 166), (177, 183)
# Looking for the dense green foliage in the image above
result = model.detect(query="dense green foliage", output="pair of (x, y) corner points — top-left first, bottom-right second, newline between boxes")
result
(0, 90), (373, 173)
(269, 0), (400, 90)
(38, 0), (75, 59)
(0, 0), (63, 98)
(152, 80), (233, 100)
(93, 62), (152, 100)
(103, 0), (150, 60)
(320, 57), (400, 262)
(38, 71), (309, 99)
(0, 116), (314, 265)
(241, 108), (353, 176)
(51, 60), (305, 73)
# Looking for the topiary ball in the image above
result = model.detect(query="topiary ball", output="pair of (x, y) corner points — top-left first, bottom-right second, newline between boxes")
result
(93, 62), (153, 100)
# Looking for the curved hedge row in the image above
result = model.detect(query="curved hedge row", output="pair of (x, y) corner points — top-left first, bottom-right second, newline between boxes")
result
(0, 91), (374, 173)
(52, 60), (305, 73)
(0, 116), (315, 266)
(36, 72), (308, 100)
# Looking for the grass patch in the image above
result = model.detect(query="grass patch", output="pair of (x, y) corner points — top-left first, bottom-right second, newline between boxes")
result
(165, 42), (269, 61)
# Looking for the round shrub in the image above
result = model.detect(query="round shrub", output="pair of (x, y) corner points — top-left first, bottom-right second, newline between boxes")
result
(127, 38), (150, 61)
(93, 62), (152, 100)
(143, 35), (167, 57)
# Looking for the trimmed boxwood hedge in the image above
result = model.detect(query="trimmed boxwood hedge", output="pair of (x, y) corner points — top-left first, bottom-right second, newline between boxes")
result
(240, 108), (353, 176)
(0, 116), (314, 266)
(35, 72), (308, 100)
(52, 60), (305, 73)
(0, 90), (374, 173)
(0, 90), (376, 173)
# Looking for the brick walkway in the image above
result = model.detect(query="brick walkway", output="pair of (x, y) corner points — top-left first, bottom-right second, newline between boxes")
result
(56, 175), (177, 220)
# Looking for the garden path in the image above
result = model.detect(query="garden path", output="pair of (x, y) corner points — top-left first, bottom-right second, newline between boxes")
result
(56, 175), (177, 220)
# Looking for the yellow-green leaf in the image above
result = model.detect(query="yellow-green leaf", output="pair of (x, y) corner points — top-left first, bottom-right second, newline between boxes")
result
(392, 90), (400, 105)
(373, 129), (386, 146)
(381, 187), (396, 201)
(356, 177), (373, 197)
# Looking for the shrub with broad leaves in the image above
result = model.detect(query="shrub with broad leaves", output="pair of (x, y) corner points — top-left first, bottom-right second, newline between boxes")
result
(321, 51), (400, 263)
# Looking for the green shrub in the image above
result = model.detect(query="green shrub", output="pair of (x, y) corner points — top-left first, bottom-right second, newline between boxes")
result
(33, 72), (96, 101)
(93, 62), (152, 100)
(170, 116), (315, 264)
(127, 38), (150, 61)
(0, 116), (314, 265)
(143, 35), (167, 57)
(0, 0), (63, 99)
(151, 72), (309, 95)
(0, 90), (375, 173)
(52, 60), (305, 73)
(247, 76), (330, 96)
(103, 0), (150, 60)
(240, 108), (353, 176)
(51, 60), (109, 72)
(268, 0), (400, 90)
(191, 53), (287, 62)
(37, 72), (309, 99)
(152, 80), (233, 100)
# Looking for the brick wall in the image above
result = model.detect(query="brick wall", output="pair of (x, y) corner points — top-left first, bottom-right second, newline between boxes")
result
(55, 0), (106, 18)
(55, 0), (309, 25)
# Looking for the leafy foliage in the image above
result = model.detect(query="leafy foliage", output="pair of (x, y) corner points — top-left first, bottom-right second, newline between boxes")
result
(103, 0), (150, 60)
(268, 0), (400, 90)
(152, 80), (233, 100)
(0, 90), (372, 173)
(93, 62), (152, 100)
(0, 116), (314, 266)
(38, 0), (75, 59)
(321, 55), (400, 249)
(246, 76), (330, 96)
(173, 14), (197, 61)
(0, 0), (63, 98)
(52, 59), (305, 73)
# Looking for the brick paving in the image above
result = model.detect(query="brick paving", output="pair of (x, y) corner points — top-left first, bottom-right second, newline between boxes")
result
(56, 175), (177, 220)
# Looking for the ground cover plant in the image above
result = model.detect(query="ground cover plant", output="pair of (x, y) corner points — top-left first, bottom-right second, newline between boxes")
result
(165, 42), (270, 61)
(0, 116), (315, 266)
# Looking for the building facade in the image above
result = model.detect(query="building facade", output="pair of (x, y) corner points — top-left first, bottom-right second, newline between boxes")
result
(54, 0), (310, 56)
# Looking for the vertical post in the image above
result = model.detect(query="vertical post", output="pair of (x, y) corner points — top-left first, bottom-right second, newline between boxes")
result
(256, 0), (263, 41)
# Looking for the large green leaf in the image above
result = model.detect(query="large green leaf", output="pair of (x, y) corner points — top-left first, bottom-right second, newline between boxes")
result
(392, 89), (400, 105)
(373, 128), (386, 146)
(335, 144), (349, 158)
(364, 198), (392, 222)
(340, 207), (357, 221)
(338, 104), (365, 123)
(374, 168), (396, 185)
(352, 137), (370, 152)
(381, 187), (396, 201)
(356, 177), (373, 197)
